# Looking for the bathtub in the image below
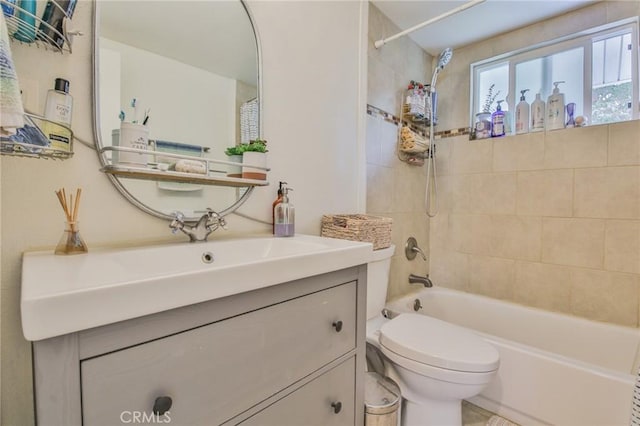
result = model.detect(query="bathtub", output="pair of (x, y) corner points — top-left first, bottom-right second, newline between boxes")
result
(386, 287), (640, 426)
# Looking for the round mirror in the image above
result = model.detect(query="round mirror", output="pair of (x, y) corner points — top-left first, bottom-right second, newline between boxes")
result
(92, 0), (260, 220)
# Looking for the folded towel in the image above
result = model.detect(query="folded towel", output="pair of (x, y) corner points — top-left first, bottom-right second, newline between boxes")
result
(0, 12), (25, 136)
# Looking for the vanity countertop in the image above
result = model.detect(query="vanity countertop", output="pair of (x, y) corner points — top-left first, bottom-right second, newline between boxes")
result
(21, 234), (372, 341)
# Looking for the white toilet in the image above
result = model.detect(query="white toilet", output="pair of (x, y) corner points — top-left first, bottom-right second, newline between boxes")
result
(366, 245), (500, 426)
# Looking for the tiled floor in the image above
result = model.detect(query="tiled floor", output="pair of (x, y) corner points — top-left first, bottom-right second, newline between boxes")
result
(462, 401), (497, 426)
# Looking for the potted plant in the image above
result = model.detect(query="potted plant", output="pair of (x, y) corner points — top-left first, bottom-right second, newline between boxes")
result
(224, 145), (245, 178)
(241, 139), (268, 180)
(475, 84), (500, 139)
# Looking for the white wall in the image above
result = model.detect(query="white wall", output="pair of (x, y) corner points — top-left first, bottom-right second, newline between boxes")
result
(0, 0), (367, 423)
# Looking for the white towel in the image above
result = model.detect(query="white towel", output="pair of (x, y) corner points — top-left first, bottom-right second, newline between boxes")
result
(0, 12), (25, 135)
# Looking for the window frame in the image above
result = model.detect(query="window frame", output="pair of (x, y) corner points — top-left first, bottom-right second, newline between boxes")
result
(469, 18), (639, 129)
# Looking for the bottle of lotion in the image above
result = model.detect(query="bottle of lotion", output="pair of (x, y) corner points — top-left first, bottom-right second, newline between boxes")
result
(530, 92), (545, 132)
(546, 81), (566, 131)
(515, 89), (530, 134)
(43, 78), (73, 151)
(491, 100), (505, 137)
(274, 184), (294, 237)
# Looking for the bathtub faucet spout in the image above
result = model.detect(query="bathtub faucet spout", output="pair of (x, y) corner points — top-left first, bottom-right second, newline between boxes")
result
(409, 273), (433, 288)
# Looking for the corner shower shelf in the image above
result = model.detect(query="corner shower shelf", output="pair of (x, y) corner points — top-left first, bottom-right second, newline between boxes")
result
(0, 113), (73, 160)
(99, 146), (270, 188)
(1, 0), (80, 53)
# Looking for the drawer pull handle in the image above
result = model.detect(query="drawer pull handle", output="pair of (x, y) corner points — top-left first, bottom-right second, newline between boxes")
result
(332, 320), (343, 332)
(331, 401), (343, 414)
(153, 396), (173, 416)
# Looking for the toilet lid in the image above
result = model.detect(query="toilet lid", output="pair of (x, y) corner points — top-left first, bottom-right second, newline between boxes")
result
(379, 313), (499, 373)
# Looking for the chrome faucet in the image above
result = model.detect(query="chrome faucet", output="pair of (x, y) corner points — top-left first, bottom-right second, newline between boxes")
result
(169, 209), (227, 242)
(409, 273), (433, 288)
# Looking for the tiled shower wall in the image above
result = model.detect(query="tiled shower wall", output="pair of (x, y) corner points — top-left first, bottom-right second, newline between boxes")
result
(366, 4), (433, 300)
(368, 0), (640, 327)
(428, 1), (640, 327)
(431, 123), (640, 326)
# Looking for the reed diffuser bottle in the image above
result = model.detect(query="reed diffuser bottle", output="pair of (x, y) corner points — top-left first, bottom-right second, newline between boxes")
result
(54, 187), (87, 255)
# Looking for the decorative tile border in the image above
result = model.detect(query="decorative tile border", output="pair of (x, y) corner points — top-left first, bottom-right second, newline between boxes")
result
(366, 104), (470, 140)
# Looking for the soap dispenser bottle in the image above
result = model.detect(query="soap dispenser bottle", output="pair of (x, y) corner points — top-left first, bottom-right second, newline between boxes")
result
(491, 100), (505, 137)
(274, 185), (294, 237)
(272, 181), (285, 234)
(546, 81), (566, 131)
(531, 92), (545, 132)
(515, 89), (530, 134)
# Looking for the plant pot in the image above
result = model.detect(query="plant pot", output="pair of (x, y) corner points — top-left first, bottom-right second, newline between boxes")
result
(226, 154), (243, 178)
(242, 151), (267, 180)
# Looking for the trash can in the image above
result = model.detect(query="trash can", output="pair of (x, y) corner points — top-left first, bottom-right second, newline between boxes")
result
(365, 372), (401, 426)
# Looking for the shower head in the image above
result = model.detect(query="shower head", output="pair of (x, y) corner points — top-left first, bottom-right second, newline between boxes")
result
(430, 47), (453, 89)
(437, 47), (453, 70)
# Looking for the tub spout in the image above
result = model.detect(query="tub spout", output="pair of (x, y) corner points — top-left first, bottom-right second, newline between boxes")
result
(409, 273), (433, 288)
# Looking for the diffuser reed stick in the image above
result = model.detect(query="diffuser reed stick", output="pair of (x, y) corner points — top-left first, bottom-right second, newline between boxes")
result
(54, 187), (87, 255)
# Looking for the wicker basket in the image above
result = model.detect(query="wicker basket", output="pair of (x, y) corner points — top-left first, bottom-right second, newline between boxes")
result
(321, 214), (392, 250)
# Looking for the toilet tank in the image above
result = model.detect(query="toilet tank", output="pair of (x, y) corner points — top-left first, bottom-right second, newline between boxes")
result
(367, 245), (395, 320)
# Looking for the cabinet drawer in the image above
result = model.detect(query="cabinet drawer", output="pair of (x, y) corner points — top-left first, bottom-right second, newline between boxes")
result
(239, 357), (355, 426)
(81, 282), (356, 425)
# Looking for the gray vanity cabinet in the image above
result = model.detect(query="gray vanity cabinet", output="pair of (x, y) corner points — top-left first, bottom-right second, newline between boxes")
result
(32, 266), (367, 426)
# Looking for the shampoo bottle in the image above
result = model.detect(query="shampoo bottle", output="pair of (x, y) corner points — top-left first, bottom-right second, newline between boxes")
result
(274, 185), (294, 237)
(515, 89), (530, 134)
(13, 0), (36, 42)
(530, 92), (545, 132)
(491, 100), (505, 137)
(272, 181), (285, 234)
(39, 0), (78, 49)
(43, 78), (73, 151)
(546, 81), (566, 131)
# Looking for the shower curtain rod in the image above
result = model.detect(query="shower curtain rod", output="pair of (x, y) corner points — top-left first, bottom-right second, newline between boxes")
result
(374, 0), (487, 49)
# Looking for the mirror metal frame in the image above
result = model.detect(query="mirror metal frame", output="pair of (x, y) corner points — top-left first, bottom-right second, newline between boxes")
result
(91, 0), (262, 222)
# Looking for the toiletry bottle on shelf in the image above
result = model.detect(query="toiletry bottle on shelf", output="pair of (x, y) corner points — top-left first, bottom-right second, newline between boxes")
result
(39, 0), (78, 49)
(530, 92), (545, 132)
(274, 184), (294, 237)
(515, 89), (530, 134)
(491, 100), (505, 137)
(13, 0), (36, 42)
(43, 78), (73, 152)
(565, 102), (576, 128)
(546, 81), (566, 131)
(272, 181), (285, 234)
(503, 95), (512, 135)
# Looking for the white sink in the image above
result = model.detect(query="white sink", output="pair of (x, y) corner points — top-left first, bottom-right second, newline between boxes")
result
(21, 234), (373, 341)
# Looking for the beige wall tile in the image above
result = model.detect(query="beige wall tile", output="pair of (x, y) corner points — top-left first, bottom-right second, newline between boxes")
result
(542, 218), (605, 268)
(469, 255), (515, 300)
(608, 120), (640, 166)
(449, 214), (492, 255)
(393, 163), (427, 213)
(434, 139), (453, 176)
(606, 1), (640, 23)
(574, 166), (640, 219)
(367, 164), (394, 213)
(379, 118), (400, 168)
(367, 55), (398, 113)
(517, 169), (574, 217)
(429, 213), (450, 250)
(493, 132), (545, 172)
(366, 114), (382, 165)
(605, 220), (640, 274)
(489, 216), (542, 261)
(451, 172), (516, 215)
(514, 261), (572, 314)
(570, 269), (639, 327)
(544, 125), (608, 169)
(429, 247), (470, 292)
(451, 139), (493, 174)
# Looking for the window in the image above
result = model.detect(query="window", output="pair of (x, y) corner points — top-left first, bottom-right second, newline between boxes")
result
(471, 20), (639, 128)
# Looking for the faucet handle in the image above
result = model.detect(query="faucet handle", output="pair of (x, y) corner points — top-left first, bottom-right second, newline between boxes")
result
(219, 216), (228, 230)
(169, 211), (185, 234)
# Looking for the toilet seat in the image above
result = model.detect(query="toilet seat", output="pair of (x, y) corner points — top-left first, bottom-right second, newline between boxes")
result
(379, 313), (499, 376)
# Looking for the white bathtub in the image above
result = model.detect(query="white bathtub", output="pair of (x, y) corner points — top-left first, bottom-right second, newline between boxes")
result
(386, 287), (640, 426)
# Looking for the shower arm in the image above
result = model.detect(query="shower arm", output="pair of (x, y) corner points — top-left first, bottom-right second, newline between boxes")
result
(373, 0), (486, 49)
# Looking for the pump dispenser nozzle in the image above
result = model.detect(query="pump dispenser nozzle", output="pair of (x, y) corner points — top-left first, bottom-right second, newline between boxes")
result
(552, 81), (565, 94)
(519, 89), (530, 101)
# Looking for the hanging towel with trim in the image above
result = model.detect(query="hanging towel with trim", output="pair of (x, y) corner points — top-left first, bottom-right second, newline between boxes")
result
(0, 12), (25, 135)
